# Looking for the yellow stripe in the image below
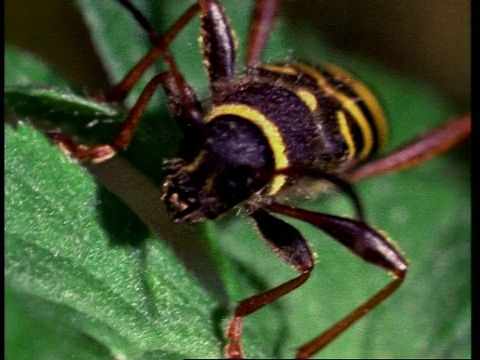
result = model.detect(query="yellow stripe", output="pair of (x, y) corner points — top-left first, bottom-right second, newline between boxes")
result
(259, 64), (298, 76)
(259, 65), (318, 113)
(322, 64), (388, 146)
(336, 110), (356, 161)
(204, 104), (289, 195)
(295, 89), (318, 112)
(296, 64), (375, 160)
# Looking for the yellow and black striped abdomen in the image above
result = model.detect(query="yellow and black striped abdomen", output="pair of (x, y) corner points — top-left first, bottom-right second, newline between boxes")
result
(259, 63), (388, 166)
(206, 62), (387, 194)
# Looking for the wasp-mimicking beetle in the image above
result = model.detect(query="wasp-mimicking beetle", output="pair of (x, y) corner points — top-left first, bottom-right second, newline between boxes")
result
(45, 0), (471, 358)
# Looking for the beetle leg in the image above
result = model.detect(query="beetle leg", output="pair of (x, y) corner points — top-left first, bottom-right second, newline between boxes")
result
(226, 208), (314, 358)
(246, 0), (279, 66)
(106, 1), (201, 102)
(267, 201), (408, 358)
(51, 2), (207, 162)
(50, 70), (203, 163)
(347, 113), (471, 182)
(297, 277), (405, 358)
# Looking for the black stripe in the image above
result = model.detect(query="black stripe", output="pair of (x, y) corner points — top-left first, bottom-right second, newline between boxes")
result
(317, 66), (381, 155)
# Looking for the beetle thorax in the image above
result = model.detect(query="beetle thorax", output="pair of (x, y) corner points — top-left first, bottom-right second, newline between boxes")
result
(162, 115), (274, 222)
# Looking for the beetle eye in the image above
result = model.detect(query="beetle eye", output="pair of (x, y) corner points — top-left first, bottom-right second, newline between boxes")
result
(214, 166), (255, 202)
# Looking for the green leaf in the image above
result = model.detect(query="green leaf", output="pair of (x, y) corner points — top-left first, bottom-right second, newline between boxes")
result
(5, 1), (470, 359)
(5, 85), (120, 127)
(5, 123), (228, 359)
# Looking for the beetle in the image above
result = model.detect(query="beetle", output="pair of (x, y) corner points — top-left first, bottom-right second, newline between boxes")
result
(48, 0), (471, 358)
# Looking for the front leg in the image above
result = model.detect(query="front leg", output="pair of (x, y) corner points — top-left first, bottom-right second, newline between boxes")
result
(225, 200), (408, 358)
(226, 208), (314, 358)
(51, 71), (203, 163)
(267, 202), (407, 358)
